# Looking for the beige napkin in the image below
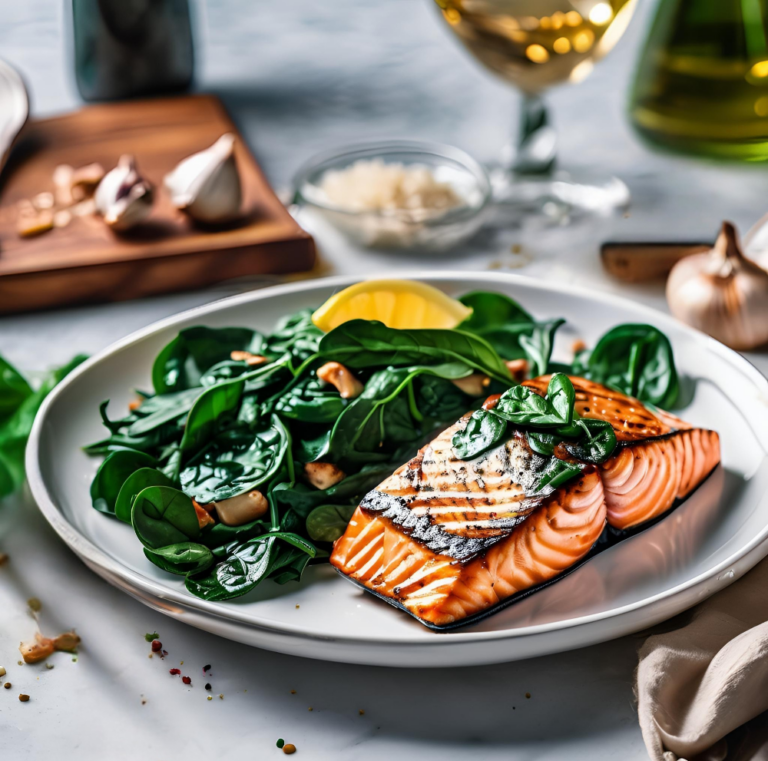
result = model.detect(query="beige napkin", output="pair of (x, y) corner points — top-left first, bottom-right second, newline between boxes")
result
(637, 558), (768, 761)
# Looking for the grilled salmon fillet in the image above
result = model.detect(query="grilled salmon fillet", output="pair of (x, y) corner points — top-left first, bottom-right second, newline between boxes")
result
(330, 376), (720, 629)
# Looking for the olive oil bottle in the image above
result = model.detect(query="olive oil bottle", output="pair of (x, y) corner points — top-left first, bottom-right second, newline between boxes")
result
(629, 0), (768, 160)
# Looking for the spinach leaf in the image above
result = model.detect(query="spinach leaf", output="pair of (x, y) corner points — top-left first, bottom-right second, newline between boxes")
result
(115, 467), (175, 524)
(321, 363), (473, 465)
(126, 387), (203, 437)
(519, 319), (565, 377)
(152, 326), (264, 394)
(90, 449), (156, 516)
(451, 409), (507, 460)
(526, 431), (558, 456)
(0, 356), (32, 424)
(272, 462), (395, 518)
(536, 459), (584, 492)
(566, 419), (618, 464)
(572, 324), (679, 409)
(306, 504), (357, 543)
(180, 415), (290, 503)
(266, 308), (323, 362)
(179, 377), (244, 454)
(0, 354), (87, 500)
(144, 542), (214, 576)
(493, 384), (563, 427)
(185, 532), (316, 601)
(319, 320), (512, 384)
(131, 485), (200, 550)
(201, 517), (272, 551)
(276, 376), (347, 424)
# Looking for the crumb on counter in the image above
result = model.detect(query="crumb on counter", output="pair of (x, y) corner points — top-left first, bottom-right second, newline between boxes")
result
(283, 743), (296, 755)
(19, 694), (30, 702)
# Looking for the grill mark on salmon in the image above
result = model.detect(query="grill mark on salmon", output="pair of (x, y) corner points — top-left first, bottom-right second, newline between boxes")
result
(331, 376), (721, 629)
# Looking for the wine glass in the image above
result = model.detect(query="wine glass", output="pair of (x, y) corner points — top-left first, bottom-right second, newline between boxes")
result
(434, 0), (637, 221)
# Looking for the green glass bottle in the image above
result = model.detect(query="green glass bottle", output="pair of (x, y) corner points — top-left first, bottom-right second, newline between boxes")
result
(629, 0), (768, 160)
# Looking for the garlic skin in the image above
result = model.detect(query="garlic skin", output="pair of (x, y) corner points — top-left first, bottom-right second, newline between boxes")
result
(95, 155), (154, 231)
(667, 221), (768, 351)
(164, 133), (242, 224)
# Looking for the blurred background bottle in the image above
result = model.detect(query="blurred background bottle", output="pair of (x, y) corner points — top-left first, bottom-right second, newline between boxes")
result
(630, 0), (768, 161)
(72, 0), (194, 101)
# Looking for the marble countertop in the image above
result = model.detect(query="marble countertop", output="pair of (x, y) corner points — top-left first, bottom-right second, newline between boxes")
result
(1, 0), (767, 758)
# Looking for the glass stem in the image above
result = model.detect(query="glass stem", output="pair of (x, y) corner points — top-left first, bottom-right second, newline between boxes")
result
(511, 93), (557, 176)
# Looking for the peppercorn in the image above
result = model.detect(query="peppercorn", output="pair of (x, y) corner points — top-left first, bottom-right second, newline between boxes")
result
(205, 683), (211, 691)
(19, 694), (30, 702)
(3, 682), (11, 689)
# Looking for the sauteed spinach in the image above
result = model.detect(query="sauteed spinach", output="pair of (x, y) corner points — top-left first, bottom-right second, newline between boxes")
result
(85, 289), (680, 601)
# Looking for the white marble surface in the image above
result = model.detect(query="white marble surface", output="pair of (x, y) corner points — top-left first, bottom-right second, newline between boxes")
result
(1, 0), (768, 758)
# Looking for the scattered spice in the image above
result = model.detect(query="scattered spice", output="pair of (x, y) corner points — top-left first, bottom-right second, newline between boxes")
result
(219, 694), (224, 700)
(18, 694), (30, 702)
(27, 597), (42, 612)
(45, 663), (54, 670)
(148, 654), (153, 659)
(283, 744), (296, 755)
(207, 696), (212, 701)
(169, 668), (181, 676)
(182, 676), (191, 685)
(203, 664), (211, 673)
(71, 657), (77, 662)
(17, 661), (23, 666)
(205, 683), (212, 691)
(276, 739), (285, 749)
(525, 692), (531, 699)
(4, 682), (11, 689)
(0, 553), (8, 565)
(162, 650), (168, 657)
(290, 690), (296, 695)
(359, 710), (365, 716)
(142, 699), (147, 705)
(144, 632), (159, 642)
(295, 605), (300, 609)
(180, 661), (184, 665)
(150, 640), (162, 652)
(308, 707), (313, 712)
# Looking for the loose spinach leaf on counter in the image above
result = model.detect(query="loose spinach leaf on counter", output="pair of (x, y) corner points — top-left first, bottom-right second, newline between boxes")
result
(0, 356), (32, 424)
(0, 354), (87, 500)
(152, 326), (265, 395)
(131, 485), (201, 550)
(571, 324), (679, 409)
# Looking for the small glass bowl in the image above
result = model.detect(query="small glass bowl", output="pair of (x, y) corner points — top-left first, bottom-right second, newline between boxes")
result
(291, 140), (491, 252)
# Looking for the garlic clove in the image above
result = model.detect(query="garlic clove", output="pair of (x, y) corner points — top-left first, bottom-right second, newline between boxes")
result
(95, 155), (154, 232)
(667, 221), (768, 351)
(164, 133), (242, 224)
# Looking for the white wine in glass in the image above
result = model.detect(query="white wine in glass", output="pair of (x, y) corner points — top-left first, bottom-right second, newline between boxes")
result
(435, 0), (637, 217)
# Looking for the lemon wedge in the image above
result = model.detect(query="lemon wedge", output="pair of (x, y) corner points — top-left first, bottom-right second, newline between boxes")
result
(312, 280), (472, 332)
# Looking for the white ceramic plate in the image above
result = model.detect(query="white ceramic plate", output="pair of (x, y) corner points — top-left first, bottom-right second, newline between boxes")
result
(27, 272), (768, 667)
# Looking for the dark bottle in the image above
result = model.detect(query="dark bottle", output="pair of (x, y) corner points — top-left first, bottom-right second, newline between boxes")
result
(629, 0), (768, 161)
(72, 0), (194, 101)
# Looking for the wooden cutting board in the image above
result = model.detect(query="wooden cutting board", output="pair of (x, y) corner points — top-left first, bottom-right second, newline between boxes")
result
(0, 94), (316, 314)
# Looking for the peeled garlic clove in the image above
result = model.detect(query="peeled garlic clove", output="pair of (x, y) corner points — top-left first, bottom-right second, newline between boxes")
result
(667, 221), (768, 351)
(95, 155), (154, 231)
(164, 133), (242, 224)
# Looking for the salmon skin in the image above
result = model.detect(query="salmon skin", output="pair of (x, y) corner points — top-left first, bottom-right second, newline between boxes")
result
(330, 376), (721, 630)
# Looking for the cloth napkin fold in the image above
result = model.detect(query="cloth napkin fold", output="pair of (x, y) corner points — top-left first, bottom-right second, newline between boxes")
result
(637, 558), (768, 761)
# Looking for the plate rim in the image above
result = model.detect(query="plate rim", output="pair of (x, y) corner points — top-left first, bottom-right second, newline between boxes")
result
(26, 270), (768, 649)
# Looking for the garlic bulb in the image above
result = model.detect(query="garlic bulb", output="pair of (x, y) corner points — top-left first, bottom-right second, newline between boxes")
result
(667, 221), (768, 350)
(164, 134), (242, 224)
(95, 155), (154, 231)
